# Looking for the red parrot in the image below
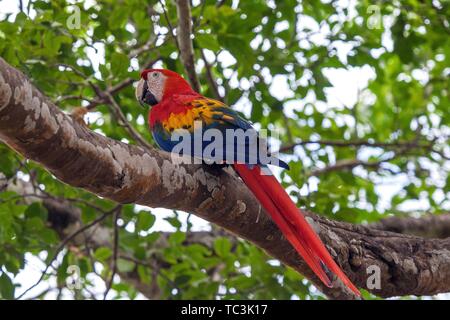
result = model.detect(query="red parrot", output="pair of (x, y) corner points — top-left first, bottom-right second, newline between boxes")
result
(135, 69), (360, 296)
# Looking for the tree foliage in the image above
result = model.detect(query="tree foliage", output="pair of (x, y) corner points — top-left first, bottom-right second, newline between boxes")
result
(0, 0), (448, 299)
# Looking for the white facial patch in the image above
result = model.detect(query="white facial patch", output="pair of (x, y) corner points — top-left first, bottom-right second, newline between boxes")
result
(145, 71), (166, 103)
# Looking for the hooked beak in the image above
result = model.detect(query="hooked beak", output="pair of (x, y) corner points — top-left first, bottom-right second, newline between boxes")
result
(136, 79), (158, 108)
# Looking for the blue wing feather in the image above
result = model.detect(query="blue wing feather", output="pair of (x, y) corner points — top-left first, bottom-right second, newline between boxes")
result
(151, 98), (289, 169)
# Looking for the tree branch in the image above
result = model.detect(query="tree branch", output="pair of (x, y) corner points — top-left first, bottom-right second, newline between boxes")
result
(1, 58), (450, 299)
(175, 0), (201, 92)
(103, 90), (153, 151)
(12, 182), (234, 299)
(279, 138), (434, 153)
(84, 56), (161, 111)
(370, 213), (450, 239)
(104, 205), (121, 299)
(8, 175), (450, 299)
(16, 205), (115, 299)
(201, 49), (223, 102)
(308, 157), (392, 177)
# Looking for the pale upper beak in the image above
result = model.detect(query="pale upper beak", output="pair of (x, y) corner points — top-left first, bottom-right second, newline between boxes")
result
(135, 79), (146, 108)
(135, 78), (158, 107)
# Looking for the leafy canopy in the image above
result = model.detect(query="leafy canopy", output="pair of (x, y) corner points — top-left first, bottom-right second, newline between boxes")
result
(0, 0), (448, 299)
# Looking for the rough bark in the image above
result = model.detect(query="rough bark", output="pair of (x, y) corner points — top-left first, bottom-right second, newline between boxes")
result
(1, 58), (450, 299)
(370, 214), (450, 239)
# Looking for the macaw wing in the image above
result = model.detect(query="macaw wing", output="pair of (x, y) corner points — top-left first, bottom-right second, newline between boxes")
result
(181, 97), (252, 131)
(181, 97), (288, 169)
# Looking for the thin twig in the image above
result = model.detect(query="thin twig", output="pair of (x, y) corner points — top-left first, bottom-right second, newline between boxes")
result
(103, 91), (154, 151)
(57, 63), (154, 150)
(128, 37), (158, 59)
(308, 157), (393, 177)
(103, 206), (121, 299)
(119, 254), (181, 293)
(279, 138), (435, 153)
(15, 206), (119, 300)
(201, 50), (222, 101)
(192, 0), (207, 32)
(56, 95), (93, 104)
(159, 0), (180, 52)
(85, 56), (161, 110)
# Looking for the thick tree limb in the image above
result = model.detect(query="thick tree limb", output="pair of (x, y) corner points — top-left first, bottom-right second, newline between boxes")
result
(1, 58), (450, 299)
(371, 214), (450, 239)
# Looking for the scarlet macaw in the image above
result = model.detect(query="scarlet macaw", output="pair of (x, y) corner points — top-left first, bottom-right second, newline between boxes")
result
(135, 69), (360, 296)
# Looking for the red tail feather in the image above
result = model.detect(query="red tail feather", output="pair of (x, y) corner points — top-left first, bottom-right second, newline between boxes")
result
(233, 163), (360, 296)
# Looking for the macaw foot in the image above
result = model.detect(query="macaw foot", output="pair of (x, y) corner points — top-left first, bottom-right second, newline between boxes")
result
(203, 162), (229, 175)
(71, 107), (89, 128)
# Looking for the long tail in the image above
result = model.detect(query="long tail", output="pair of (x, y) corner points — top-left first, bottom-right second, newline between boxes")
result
(233, 163), (360, 296)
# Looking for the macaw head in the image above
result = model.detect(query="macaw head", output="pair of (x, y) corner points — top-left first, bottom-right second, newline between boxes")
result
(135, 69), (194, 107)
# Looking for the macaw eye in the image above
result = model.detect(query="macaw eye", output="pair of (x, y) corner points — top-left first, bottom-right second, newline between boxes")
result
(152, 72), (159, 78)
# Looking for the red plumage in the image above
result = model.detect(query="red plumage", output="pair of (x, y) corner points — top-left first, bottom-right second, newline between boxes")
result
(148, 93), (200, 128)
(140, 69), (361, 297)
(234, 164), (360, 295)
(141, 69), (194, 100)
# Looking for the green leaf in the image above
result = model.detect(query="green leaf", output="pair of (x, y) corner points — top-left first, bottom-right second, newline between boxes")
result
(0, 150), (14, 176)
(169, 231), (186, 245)
(108, 7), (129, 29)
(0, 273), (15, 299)
(25, 203), (48, 220)
(117, 259), (135, 273)
(218, 34), (253, 67)
(40, 228), (59, 244)
(25, 217), (45, 231)
(196, 34), (221, 51)
(137, 265), (151, 284)
(94, 247), (113, 262)
(214, 237), (232, 257)
(136, 211), (155, 231)
(111, 52), (129, 76)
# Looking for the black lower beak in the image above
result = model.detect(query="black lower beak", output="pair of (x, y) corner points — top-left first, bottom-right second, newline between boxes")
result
(140, 81), (158, 107)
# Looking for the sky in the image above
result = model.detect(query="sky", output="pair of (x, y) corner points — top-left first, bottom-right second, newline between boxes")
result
(0, 0), (447, 300)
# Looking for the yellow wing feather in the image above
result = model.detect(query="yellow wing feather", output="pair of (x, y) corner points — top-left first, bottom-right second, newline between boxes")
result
(161, 98), (229, 132)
